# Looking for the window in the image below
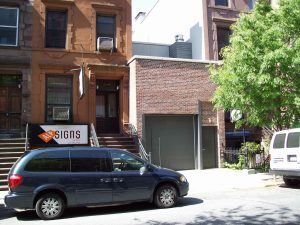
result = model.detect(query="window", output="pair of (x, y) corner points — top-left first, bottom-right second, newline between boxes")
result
(96, 15), (116, 50)
(71, 150), (111, 172)
(111, 150), (145, 172)
(215, 0), (228, 7)
(0, 7), (19, 46)
(217, 27), (231, 60)
(25, 150), (70, 172)
(287, 132), (300, 148)
(273, 134), (286, 149)
(45, 10), (67, 48)
(46, 75), (72, 122)
(247, 0), (254, 10)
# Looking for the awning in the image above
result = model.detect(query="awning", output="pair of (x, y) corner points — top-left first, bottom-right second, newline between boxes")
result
(225, 131), (251, 138)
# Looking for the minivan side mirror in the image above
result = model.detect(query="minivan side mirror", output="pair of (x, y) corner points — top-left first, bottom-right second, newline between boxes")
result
(139, 165), (148, 175)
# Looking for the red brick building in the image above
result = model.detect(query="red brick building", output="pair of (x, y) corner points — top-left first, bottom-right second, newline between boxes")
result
(128, 56), (225, 170)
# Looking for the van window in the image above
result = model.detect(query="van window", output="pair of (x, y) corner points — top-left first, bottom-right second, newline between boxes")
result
(71, 150), (111, 172)
(25, 150), (70, 172)
(273, 134), (286, 149)
(111, 150), (144, 171)
(287, 132), (300, 148)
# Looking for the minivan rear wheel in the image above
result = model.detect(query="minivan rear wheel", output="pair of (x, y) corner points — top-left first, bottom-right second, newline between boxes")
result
(154, 184), (177, 208)
(35, 193), (65, 220)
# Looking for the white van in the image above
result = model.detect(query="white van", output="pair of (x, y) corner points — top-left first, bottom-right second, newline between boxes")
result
(270, 128), (300, 186)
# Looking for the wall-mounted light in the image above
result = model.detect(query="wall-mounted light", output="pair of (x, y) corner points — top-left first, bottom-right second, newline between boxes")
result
(18, 83), (22, 89)
(96, 85), (99, 90)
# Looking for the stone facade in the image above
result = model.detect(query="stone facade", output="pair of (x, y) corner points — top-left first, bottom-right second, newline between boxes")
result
(0, 0), (33, 136)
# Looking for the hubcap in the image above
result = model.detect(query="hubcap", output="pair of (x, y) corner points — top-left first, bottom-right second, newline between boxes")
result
(159, 188), (175, 206)
(41, 198), (61, 217)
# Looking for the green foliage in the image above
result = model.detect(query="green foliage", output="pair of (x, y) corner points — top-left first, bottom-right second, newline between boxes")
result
(224, 154), (246, 170)
(241, 142), (261, 154)
(210, 0), (300, 131)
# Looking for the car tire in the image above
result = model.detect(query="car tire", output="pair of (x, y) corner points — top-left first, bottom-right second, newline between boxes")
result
(35, 193), (65, 220)
(283, 177), (299, 187)
(154, 184), (177, 208)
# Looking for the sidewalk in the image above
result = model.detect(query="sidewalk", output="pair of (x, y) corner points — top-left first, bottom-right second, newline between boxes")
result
(180, 168), (283, 195)
(0, 168), (283, 205)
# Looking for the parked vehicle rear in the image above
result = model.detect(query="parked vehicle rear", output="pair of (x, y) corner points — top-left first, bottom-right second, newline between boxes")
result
(270, 128), (300, 186)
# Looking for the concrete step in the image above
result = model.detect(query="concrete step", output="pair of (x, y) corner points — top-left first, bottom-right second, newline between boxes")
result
(0, 174), (8, 180)
(0, 152), (24, 158)
(0, 185), (7, 191)
(0, 138), (26, 143)
(0, 147), (25, 151)
(0, 179), (7, 186)
(0, 157), (20, 163)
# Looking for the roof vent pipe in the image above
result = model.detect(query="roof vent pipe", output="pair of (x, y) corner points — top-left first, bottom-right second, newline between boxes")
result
(175, 34), (184, 42)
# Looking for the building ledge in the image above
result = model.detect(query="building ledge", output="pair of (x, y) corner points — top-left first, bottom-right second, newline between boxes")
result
(128, 55), (221, 65)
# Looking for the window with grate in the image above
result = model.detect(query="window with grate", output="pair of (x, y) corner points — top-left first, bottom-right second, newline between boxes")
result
(46, 75), (72, 122)
(45, 10), (67, 48)
(0, 7), (19, 46)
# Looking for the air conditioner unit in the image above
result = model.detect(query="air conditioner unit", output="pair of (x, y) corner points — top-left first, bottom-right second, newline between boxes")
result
(53, 107), (70, 121)
(97, 37), (114, 51)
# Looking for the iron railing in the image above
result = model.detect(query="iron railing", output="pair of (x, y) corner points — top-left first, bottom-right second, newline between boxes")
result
(25, 123), (29, 151)
(124, 123), (151, 163)
(90, 123), (100, 147)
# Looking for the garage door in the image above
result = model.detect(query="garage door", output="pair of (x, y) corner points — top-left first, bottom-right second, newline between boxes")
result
(144, 115), (196, 170)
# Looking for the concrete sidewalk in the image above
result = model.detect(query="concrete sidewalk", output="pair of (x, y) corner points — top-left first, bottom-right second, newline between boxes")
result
(0, 168), (283, 206)
(180, 168), (283, 195)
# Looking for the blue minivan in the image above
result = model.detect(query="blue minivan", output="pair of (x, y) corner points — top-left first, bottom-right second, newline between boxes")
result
(5, 147), (189, 220)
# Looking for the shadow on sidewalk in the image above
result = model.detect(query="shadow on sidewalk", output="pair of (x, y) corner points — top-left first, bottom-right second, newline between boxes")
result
(14, 197), (203, 221)
(0, 203), (16, 220)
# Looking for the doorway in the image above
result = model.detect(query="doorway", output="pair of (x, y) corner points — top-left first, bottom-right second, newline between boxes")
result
(96, 80), (119, 134)
(0, 75), (22, 135)
(202, 126), (218, 169)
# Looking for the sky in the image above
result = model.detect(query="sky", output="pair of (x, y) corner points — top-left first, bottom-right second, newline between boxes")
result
(132, 0), (158, 20)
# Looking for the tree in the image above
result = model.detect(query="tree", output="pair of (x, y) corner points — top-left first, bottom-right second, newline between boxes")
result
(210, 0), (300, 131)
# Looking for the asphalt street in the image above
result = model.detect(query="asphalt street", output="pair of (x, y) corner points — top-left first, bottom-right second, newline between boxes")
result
(0, 169), (299, 225)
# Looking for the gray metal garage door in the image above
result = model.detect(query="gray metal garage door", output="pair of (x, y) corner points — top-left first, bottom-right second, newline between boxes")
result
(144, 115), (196, 170)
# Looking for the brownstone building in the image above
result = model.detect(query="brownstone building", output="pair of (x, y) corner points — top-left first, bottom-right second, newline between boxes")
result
(30, 0), (132, 134)
(0, 0), (33, 138)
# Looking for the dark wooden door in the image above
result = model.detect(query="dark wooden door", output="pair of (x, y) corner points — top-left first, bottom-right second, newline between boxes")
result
(0, 86), (22, 133)
(96, 92), (119, 134)
(202, 126), (218, 169)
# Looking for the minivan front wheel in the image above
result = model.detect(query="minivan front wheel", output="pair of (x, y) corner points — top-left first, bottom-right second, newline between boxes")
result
(35, 193), (65, 220)
(154, 185), (177, 208)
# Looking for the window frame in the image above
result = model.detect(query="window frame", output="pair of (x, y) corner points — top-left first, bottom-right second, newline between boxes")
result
(96, 14), (116, 51)
(0, 6), (19, 47)
(70, 150), (112, 173)
(45, 75), (73, 122)
(45, 9), (68, 49)
(215, 0), (229, 7)
(217, 26), (231, 60)
(111, 150), (145, 172)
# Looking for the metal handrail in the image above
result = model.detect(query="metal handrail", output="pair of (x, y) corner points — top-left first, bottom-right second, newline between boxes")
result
(124, 123), (151, 163)
(25, 123), (29, 151)
(90, 123), (100, 147)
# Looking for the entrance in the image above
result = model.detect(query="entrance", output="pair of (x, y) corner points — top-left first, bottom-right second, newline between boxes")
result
(0, 75), (22, 134)
(202, 126), (218, 169)
(96, 80), (119, 134)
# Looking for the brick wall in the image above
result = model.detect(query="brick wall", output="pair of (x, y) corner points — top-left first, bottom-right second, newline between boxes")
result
(129, 57), (226, 166)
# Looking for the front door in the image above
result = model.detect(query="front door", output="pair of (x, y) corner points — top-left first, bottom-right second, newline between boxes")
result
(202, 126), (218, 169)
(111, 150), (155, 202)
(0, 75), (22, 134)
(96, 80), (119, 134)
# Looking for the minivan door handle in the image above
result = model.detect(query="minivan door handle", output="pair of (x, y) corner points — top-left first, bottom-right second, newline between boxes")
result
(113, 178), (124, 183)
(100, 178), (112, 183)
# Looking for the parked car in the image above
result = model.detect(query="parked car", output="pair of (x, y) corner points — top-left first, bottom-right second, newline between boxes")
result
(5, 147), (189, 220)
(270, 128), (300, 186)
